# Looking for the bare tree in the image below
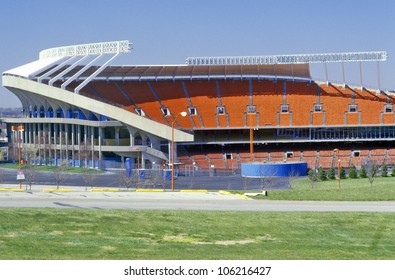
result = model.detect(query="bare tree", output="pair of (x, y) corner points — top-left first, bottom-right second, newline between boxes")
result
(82, 166), (97, 191)
(365, 160), (379, 187)
(22, 144), (38, 190)
(53, 159), (69, 189)
(118, 169), (137, 190)
(258, 165), (277, 190)
(286, 168), (300, 189)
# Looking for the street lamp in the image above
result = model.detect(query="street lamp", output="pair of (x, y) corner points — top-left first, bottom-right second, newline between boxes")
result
(11, 125), (25, 190)
(334, 149), (341, 191)
(171, 111), (187, 191)
(249, 113), (254, 162)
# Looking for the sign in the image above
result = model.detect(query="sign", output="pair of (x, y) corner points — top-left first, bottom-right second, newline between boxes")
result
(17, 170), (25, 180)
(125, 158), (132, 178)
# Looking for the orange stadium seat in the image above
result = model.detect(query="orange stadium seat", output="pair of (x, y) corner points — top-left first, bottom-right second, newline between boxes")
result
(319, 84), (350, 125)
(149, 81), (194, 129)
(84, 82), (135, 112)
(252, 80), (283, 126)
(183, 80), (219, 128)
(286, 81), (318, 126)
(119, 82), (169, 125)
(218, 80), (250, 127)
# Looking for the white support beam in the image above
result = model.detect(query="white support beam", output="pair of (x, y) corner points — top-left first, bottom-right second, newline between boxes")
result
(185, 51), (387, 66)
(49, 56), (89, 86)
(74, 53), (120, 94)
(61, 55), (103, 90)
(39, 40), (132, 60)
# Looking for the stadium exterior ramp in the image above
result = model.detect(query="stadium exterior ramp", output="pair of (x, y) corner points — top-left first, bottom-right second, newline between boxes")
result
(2, 41), (193, 169)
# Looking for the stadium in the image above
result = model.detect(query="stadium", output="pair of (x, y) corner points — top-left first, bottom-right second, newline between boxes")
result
(2, 40), (394, 181)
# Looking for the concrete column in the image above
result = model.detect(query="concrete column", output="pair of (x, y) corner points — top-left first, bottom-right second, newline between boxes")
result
(54, 123), (57, 165)
(98, 127), (103, 168)
(48, 123), (52, 165)
(91, 126), (94, 168)
(115, 127), (120, 146)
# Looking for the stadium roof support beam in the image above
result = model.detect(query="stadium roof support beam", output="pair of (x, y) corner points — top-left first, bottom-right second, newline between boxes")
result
(185, 51), (387, 66)
(39, 40), (132, 60)
(37, 40), (133, 94)
(74, 53), (119, 94)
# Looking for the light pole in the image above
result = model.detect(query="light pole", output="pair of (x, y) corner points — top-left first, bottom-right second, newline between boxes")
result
(334, 149), (340, 191)
(171, 111), (187, 191)
(11, 125), (25, 190)
(249, 113), (254, 162)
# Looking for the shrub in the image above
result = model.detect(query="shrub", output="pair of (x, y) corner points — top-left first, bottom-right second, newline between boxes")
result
(381, 164), (388, 177)
(348, 165), (358, 179)
(318, 167), (327, 181)
(339, 166), (346, 179)
(360, 165), (367, 178)
(328, 167), (336, 180)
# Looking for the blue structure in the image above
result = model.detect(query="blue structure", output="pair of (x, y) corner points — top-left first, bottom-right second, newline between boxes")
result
(241, 162), (308, 177)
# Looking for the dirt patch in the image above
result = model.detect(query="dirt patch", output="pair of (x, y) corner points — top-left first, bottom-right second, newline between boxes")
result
(193, 239), (255, 246)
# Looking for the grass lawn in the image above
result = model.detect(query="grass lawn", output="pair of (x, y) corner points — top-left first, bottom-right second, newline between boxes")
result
(0, 208), (394, 260)
(254, 177), (395, 201)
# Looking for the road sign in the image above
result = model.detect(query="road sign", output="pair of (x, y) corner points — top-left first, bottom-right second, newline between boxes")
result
(17, 170), (25, 180)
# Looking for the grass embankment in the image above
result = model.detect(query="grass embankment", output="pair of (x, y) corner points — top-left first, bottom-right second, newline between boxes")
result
(254, 177), (395, 201)
(0, 209), (394, 260)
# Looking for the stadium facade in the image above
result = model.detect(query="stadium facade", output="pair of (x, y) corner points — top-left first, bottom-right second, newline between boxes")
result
(2, 40), (394, 172)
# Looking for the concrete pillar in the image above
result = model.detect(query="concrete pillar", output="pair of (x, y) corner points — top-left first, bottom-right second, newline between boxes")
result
(115, 127), (120, 146)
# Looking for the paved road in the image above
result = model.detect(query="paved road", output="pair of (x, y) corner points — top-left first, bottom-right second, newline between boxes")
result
(1, 190), (395, 212)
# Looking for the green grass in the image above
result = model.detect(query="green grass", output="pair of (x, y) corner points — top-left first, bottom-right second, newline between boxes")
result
(254, 177), (395, 201)
(0, 208), (394, 260)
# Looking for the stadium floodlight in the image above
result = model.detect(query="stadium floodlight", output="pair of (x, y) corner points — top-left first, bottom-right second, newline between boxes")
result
(185, 51), (387, 66)
(39, 40), (132, 60)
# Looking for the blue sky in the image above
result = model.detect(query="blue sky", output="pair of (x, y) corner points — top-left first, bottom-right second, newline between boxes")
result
(1, 0), (394, 107)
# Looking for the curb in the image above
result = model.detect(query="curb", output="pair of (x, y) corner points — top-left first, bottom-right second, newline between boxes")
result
(136, 189), (164, 192)
(180, 190), (208, 193)
(90, 188), (120, 192)
(219, 190), (249, 199)
(0, 188), (23, 192)
(43, 188), (73, 192)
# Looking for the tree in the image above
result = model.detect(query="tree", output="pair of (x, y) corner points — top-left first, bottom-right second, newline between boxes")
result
(339, 167), (346, 179)
(53, 160), (69, 189)
(360, 165), (367, 178)
(328, 167), (336, 180)
(258, 165), (277, 190)
(381, 164), (388, 177)
(365, 160), (379, 187)
(348, 165), (358, 179)
(307, 169), (319, 188)
(82, 166), (97, 191)
(22, 144), (38, 190)
(318, 167), (327, 181)
(391, 166), (395, 177)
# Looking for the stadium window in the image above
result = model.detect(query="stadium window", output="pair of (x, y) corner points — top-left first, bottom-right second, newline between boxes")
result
(314, 104), (323, 112)
(353, 151), (360, 157)
(280, 104), (289, 113)
(135, 108), (145, 116)
(384, 104), (393, 113)
(188, 107), (197, 116)
(226, 153), (232, 160)
(348, 104), (358, 112)
(161, 107), (171, 116)
(217, 106), (226, 115)
(246, 105), (256, 114)
(286, 152), (294, 158)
